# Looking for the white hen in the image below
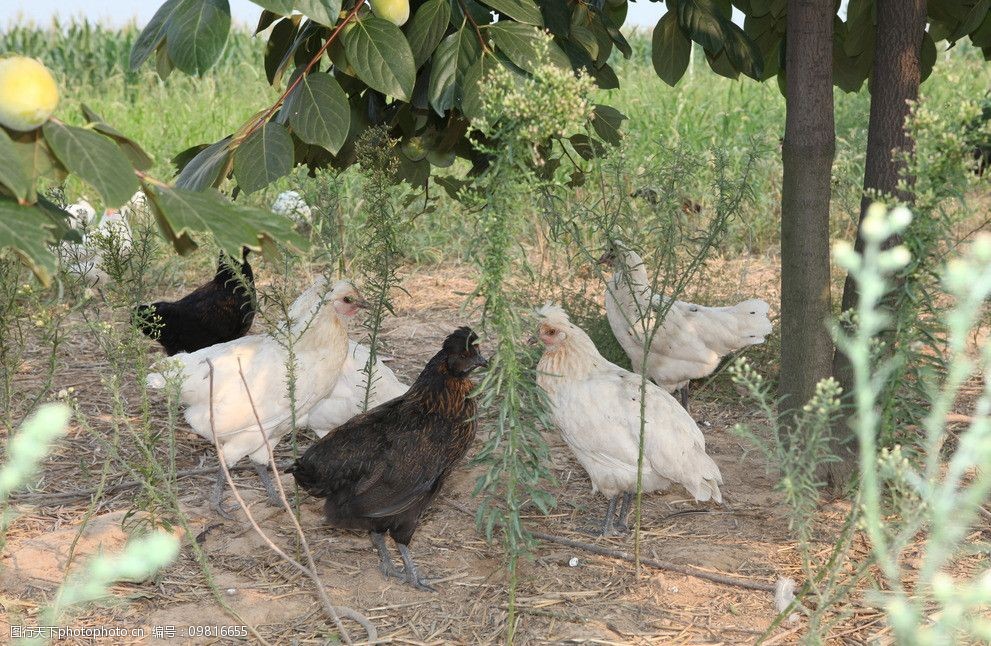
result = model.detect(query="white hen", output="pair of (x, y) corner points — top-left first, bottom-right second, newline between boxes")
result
(303, 340), (408, 438)
(535, 304), (723, 535)
(61, 200), (134, 287)
(147, 277), (366, 516)
(272, 190), (313, 227)
(601, 242), (771, 407)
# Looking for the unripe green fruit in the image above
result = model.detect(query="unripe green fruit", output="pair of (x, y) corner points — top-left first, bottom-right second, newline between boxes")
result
(370, 0), (410, 26)
(0, 57), (59, 131)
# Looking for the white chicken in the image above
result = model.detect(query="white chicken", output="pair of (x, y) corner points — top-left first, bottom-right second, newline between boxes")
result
(61, 199), (134, 288)
(534, 305), (723, 535)
(303, 340), (408, 438)
(147, 277), (367, 517)
(272, 190), (313, 227)
(600, 241), (771, 409)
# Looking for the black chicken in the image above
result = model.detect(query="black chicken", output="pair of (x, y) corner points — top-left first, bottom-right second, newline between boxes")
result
(133, 247), (255, 355)
(288, 327), (487, 591)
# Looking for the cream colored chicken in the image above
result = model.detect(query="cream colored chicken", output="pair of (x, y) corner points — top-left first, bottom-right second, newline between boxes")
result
(535, 305), (723, 535)
(148, 277), (366, 517)
(600, 241), (771, 409)
(303, 340), (408, 437)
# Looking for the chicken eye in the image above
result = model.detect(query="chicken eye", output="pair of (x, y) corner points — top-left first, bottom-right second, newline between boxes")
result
(343, 296), (354, 304)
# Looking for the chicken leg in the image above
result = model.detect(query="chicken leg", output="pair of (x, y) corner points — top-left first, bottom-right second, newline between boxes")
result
(253, 463), (282, 506)
(370, 532), (404, 580)
(616, 492), (635, 533)
(397, 543), (436, 592)
(678, 383), (690, 412)
(210, 465), (239, 520)
(583, 495), (620, 536)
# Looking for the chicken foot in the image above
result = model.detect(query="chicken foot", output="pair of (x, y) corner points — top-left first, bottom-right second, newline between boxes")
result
(253, 463), (282, 506)
(582, 495), (620, 536)
(583, 493), (641, 536)
(616, 492), (635, 533)
(370, 532), (404, 580)
(210, 465), (239, 520)
(397, 543), (436, 592)
(678, 383), (690, 412)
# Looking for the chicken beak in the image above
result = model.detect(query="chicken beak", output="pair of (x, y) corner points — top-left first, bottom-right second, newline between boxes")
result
(526, 334), (539, 346)
(353, 296), (371, 310)
(471, 354), (489, 370)
(596, 251), (611, 265)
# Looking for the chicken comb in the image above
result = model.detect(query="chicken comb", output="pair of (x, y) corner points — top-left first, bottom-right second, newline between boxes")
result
(443, 326), (479, 353)
(535, 303), (569, 324)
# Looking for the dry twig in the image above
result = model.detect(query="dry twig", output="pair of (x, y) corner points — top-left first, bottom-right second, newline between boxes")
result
(204, 359), (377, 644)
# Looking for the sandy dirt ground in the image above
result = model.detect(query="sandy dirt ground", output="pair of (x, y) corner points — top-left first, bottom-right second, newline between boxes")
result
(1, 254), (979, 645)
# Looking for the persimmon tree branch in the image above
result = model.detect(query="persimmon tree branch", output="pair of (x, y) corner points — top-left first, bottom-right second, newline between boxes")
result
(456, 0), (492, 54)
(238, 2), (366, 145)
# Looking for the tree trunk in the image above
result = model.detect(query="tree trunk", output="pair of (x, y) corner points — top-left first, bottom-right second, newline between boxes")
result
(826, 0), (927, 490)
(779, 1), (835, 418)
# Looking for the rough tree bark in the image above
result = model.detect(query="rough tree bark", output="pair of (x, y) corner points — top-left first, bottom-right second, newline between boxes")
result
(826, 0), (927, 490)
(779, 1), (835, 419)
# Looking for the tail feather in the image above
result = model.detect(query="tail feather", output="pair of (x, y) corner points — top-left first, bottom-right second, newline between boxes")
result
(730, 298), (772, 343)
(677, 297), (772, 355)
(132, 303), (160, 338)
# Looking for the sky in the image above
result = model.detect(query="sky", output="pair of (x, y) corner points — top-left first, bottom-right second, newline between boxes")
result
(4, 1), (668, 30)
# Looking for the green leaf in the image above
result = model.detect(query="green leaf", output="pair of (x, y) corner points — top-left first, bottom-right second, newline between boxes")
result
(541, 0), (570, 36)
(652, 11), (691, 86)
(591, 104), (626, 146)
(146, 185), (306, 257)
(952, 0), (991, 41)
(176, 137), (233, 190)
(488, 22), (570, 73)
(233, 123), (294, 193)
(973, 12), (991, 47)
(166, 0), (232, 75)
(11, 130), (66, 190)
(156, 42), (175, 79)
(42, 122), (138, 208)
(0, 129), (31, 201)
(678, 0), (726, 54)
(570, 25), (599, 61)
(570, 133), (605, 160)
(450, 0), (492, 28)
(130, 0), (182, 71)
(345, 16), (417, 100)
(287, 72), (350, 154)
(80, 105), (154, 171)
(429, 28), (482, 115)
(35, 196), (79, 243)
(265, 17), (300, 85)
(251, 0), (293, 12)
(920, 32), (937, 82)
(722, 22), (763, 80)
(479, 0), (543, 26)
(832, 37), (871, 93)
(705, 48), (739, 79)
(407, 0), (452, 68)
(843, 0), (874, 57)
(295, 0), (342, 26)
(749, 0), (772, 16)
(460, 54), (498, 119)
(0, 199), (58, 284)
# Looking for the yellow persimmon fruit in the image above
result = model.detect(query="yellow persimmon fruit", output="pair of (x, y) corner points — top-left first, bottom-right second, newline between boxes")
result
(370, 0), (410, 26)
(0, 56), (59, 131)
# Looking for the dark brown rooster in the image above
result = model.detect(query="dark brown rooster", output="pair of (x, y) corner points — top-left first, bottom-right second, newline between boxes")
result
(133, 247), (255, 355)
(288, 327), (487, 591)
